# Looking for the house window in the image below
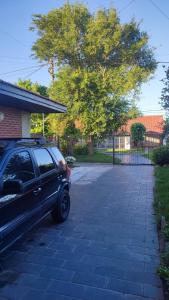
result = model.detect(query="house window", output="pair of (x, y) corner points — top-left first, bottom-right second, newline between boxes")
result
(114, 136), (126, 149)
(145, 136), (160, 144)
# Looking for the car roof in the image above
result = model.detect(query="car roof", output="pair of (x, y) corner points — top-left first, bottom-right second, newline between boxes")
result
(0, 138), (56, 154)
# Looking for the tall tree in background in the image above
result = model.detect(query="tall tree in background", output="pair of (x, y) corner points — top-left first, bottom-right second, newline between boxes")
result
(30, 3), (156, 154)
(161, 67), (169, 113)
(17, 79), (50, 136)
(131, 123), (146, 147)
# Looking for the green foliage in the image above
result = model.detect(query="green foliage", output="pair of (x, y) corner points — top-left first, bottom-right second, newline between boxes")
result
(17, 79), (48, 97)
(30, 3), (91, 67)
(58, 123), (82, 155)
(154, 167), (169, 224)
(162, 226), (169, 242)
(152, 146), (169, 166)
(17, 79), (49, 135)
(63, 123), (81, 141)
(131, 123), (146, 145)
(127, 101), (142, 119)
(154, 167), (169, 293)
(157, 265), (169, 283)
(30, 4), (156, 72)
(74, 144), (88, 155)
(160, 67), (169, 114)
(31, 3), (156, 143)
(163, 118), (169, 144)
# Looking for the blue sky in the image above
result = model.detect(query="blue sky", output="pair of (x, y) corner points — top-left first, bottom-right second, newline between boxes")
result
(0, 0), (168, 115)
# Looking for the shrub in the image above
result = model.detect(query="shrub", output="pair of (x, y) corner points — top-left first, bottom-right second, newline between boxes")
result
(65, 156), (76, 166)
(131, 123), (146, 146)
(74, 144), (88, 155)
(152, 146), (169, 166)
(157, 265), (169, 283)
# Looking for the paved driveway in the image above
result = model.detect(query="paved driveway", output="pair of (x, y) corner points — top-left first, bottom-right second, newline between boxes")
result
(0, 165), (163, 300)
(115, 153), (151, 165)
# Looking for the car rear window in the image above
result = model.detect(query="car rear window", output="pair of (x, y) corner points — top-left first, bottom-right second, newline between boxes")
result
(50, 147), (66, 170)
(34, 148), (55, 175)
(51, 147), (65, 163)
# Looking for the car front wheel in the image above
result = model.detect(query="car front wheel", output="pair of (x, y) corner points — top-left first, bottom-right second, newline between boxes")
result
(51, 190), (70, 223)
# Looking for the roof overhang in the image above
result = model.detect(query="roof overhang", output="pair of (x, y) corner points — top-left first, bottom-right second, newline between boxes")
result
(0, 80), (67, 113)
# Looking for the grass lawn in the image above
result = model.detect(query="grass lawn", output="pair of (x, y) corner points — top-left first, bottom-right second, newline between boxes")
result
(154, 167), (169, 296)
(98, 148), (136, 153)
(75, 152), (120, 163)
(142, 151), (153, 161)
(154, 167), (169, 223)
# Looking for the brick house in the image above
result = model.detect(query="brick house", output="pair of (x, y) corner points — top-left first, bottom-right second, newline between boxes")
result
(0, 80), (66, 138)
(115, 115), (164, 150)
(98, 115), (164, 150)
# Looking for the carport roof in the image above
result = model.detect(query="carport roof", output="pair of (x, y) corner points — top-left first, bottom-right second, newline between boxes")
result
(0, 80), (67, 113)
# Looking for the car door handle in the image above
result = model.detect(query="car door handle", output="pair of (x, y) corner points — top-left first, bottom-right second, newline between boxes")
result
(33, 187), (42, 196)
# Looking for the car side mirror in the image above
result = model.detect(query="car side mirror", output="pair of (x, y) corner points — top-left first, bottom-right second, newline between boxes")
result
(3, 180), (23, 195)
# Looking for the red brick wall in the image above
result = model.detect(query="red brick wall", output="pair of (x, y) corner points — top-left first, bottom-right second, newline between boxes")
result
(0, 106), (22, 138)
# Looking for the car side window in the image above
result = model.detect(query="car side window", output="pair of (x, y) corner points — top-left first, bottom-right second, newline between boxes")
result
(51, 147), (65, 163)
(3, 151), (35, 183)
(33, 149), (55, 175)
(51, 147), (66, 170)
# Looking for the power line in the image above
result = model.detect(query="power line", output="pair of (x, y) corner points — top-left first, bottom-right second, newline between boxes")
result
(157, 61), (169, 64)
(0, 64), (47, 76)
(0, 56), (34, 61)
(0, 29), (27, 48)
(0, 59), (168, 80)
(141, 109), (164, 112)
(148, 0), (169, 22)
(119, 0), (136, 13)
(23, 65), (47, 79)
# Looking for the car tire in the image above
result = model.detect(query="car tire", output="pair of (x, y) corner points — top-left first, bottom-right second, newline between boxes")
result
(51, 190), (70, 223)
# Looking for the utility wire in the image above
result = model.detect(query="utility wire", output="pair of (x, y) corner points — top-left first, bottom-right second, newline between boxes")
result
(148, 0), (169, 22)
(23, 65), (47, 79)
(0, 29), (26, 48)
(0, 56), (35, 61)
(0, 64), (47, 76)
(0, 60), (168, 77)
(119, 0), (136, 13)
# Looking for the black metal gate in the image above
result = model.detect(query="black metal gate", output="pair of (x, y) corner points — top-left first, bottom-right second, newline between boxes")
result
(97, 132), (162, 165)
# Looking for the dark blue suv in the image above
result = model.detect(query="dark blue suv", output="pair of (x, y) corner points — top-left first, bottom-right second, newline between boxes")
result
(0, 138), (71, 253)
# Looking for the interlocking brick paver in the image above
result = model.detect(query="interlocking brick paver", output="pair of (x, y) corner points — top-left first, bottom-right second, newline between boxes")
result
(0, 165), (163, 299)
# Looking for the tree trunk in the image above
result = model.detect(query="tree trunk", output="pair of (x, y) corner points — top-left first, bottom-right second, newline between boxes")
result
(67, 139), (74, 156)
(87, 135), (94, 155)
(48, 58), (55, 82)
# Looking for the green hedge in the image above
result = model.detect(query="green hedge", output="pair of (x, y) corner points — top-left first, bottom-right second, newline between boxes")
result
(152, 146), (169, 166)
(74, 144), (88, 155)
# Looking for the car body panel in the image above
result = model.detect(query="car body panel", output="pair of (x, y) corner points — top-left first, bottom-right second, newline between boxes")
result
(0, 142), (70, 253)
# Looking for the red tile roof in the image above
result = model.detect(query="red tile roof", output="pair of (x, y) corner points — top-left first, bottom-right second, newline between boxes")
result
(121, 115), (164, 134)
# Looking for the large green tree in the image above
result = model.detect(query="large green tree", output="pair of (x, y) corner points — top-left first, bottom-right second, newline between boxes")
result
(30, 3), (156, 154)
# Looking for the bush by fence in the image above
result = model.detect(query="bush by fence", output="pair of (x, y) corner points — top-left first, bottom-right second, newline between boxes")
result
(152, 146), (169, 166)
(74, 144), (89, 155)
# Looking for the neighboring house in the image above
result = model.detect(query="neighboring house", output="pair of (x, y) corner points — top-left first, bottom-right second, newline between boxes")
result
(97, 115), (164, 150)
(115, 115), (164, 150)
(0, 80), (66, 138)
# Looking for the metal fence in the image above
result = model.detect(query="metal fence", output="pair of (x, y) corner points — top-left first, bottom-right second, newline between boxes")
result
(96, 133), (162, 165)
